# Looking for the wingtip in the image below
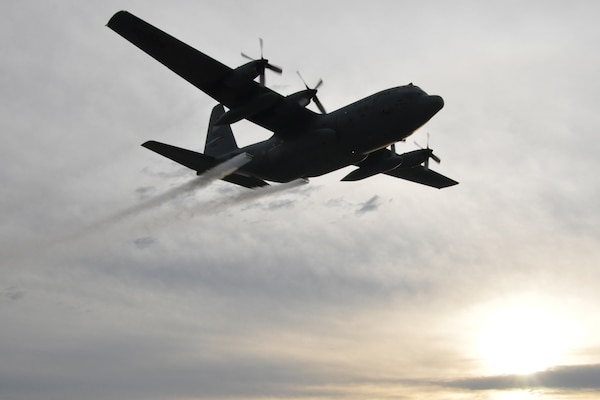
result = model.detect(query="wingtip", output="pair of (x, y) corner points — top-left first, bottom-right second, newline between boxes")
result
(106, 10), (130, 29)
(440, 180), (459, 189)
(141, 140), (157, 149)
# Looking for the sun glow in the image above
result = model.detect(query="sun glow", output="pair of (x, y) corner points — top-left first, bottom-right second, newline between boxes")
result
(474, 299), (576, 375)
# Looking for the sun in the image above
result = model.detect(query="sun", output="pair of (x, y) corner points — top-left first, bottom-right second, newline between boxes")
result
(474, 300), (575, 375)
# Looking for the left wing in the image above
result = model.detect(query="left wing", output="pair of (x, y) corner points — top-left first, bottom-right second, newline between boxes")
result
(107, 11), (317, 135)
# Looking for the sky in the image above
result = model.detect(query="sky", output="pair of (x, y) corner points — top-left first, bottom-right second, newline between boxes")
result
(2, 1), (600, 399)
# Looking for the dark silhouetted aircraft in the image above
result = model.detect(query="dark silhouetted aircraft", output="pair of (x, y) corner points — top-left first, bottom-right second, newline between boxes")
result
(108, 11), (458, 189)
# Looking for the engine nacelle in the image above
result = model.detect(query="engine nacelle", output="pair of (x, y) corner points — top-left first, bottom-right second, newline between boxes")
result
(285, 89), (315, 108)
(397, 149), (432, 168)
(341, 155), (403, 181)
(224, 60), (264, 87)
(215, 92), (280, 125)
(341, 148), (432, 181)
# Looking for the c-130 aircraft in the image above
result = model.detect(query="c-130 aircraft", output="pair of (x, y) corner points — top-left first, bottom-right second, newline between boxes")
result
(108, 11), (458, 189)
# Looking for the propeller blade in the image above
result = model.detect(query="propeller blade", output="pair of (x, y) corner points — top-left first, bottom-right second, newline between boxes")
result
(415, 136), (441, 165)
(313, 95), (326, 114)
(241, 52), (254, 61)
(314, 78), (323, 90)
(296, 71), (309, 89)
(391, 143), (396, 154)
(296, 71), (326, 113)
(266, 63), (283, 74)
(241, 39), (282, 86)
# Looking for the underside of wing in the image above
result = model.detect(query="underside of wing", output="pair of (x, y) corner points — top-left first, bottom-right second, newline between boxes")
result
(108, 11), (232, 96)
(108, 11), (317, 135)
(222, 173), (269, 188)
(385, 166), (459, 189)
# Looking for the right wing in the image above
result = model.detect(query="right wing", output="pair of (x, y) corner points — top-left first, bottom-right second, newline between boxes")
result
(107, 11), (318, 135)
(385, 166), (458, 189)
(343, 148), (458, 189)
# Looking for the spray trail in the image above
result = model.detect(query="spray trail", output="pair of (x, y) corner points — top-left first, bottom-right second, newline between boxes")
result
(100, 153), (251, 223)
(135, 178), (309, 231)
(4, 156), (302, 266)
(59, 153), (252, 242)
(189, 178), (309, 215)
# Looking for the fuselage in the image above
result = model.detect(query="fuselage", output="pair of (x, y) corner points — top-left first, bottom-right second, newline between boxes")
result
(233, 84), (444, 182)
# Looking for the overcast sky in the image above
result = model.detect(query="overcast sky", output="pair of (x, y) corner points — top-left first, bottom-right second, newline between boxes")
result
(2, 1), (600, 399)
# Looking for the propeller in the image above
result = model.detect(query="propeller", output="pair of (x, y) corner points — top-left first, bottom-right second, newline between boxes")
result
(241, 38), (282, 86)
(414, 133), (441, 170)
(390, 138), (405, 154)
(296, 71), (326, 114)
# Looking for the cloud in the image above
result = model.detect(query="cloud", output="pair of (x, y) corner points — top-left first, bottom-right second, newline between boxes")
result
(355, 195), (381, 215)
(2, 2), (600, 400)
(444, 364), (600, 391)
(133, 236), (157, 249)
(1, 286), (25, 302)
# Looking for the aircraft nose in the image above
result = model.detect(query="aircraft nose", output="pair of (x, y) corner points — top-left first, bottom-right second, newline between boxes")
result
(429, 95), (444, 111)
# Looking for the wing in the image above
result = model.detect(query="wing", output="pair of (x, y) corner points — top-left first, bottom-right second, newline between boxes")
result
(107, 11), (317, 135)
(385, 166), (458, 189)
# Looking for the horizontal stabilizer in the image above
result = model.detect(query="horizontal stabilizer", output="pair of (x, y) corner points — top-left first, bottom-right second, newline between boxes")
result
(385, 166), (458, 189)
(142, 141), (268, 189)
(142, 140), (217, 173)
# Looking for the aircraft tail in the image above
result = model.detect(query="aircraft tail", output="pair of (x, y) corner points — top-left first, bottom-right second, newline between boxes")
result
(205, 104), (239, 157)
(142, 141), (268, 188)
(141, 104), (268, 188)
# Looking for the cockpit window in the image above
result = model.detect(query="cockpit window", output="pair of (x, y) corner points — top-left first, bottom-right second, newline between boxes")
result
(396, 85), (424, 97)
(407, 84), (426, 95)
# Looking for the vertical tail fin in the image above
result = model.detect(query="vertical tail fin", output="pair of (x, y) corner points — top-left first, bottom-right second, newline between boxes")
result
(204, 104), (239, 157)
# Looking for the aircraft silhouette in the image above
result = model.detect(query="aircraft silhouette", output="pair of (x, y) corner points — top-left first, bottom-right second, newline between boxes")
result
(108, 11), (458, 189)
